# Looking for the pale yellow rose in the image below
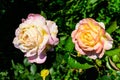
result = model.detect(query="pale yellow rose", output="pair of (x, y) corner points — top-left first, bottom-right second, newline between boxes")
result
(71, 18), (113, 59)
(13, 14), (59, 64)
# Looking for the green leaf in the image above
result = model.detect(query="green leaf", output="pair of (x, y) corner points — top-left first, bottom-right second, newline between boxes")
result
(28, 75), (35, 80)
(100, 75), (111, 80)
(11, 60), (16, 69)
(106, 20), (117, 34)
(30, 64), (37, 75)
(40, 11), (47, 18)
(95, 59), (102, 67)
(116, 63), (120, 69)
(105, 48), (120, 56)
(89, 0), (97, 4)
(68, 56), (93, 69)
(112, 55), (120, 63)
(23, 58), (31, 67)
(64, 36), (75, 52)
(116, 29), (120, 34)
(59, 35), (67, 46)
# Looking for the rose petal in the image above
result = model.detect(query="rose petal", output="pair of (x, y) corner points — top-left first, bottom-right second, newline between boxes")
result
(98, 49), (105, 58)
(75, 43), (86, 55)
(71, 30), (78, 43)
(104, 33), (113, 49)
(46, 20), (59, 45)
(94, 42), (103, 53)
(28, 53), (47, 64)
(75, 23), (80, 29)
(98, 22), (105, 29)
(83, 50), (98, 59)
(24, 47), (38, 57)
(88, 55), (97, 60)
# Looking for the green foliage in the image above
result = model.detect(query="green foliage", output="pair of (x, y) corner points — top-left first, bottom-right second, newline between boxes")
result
(106, 20), (118, 34)
(105, 48), (120, 56)
(68, 56), (93, 69)
(64, 36), (74, 52)
(23, 58), (31, 67)
(30, 64), (37, 75)
(112, 55), (120, 63)
(11, 60), (41, 80)
(97, 70), (120, 80)
(0, 71), (10, 80)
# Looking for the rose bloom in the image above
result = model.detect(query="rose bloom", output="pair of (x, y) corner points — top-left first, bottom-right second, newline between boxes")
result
(13, 13), (59, 64)
(71, 18), (113, 59)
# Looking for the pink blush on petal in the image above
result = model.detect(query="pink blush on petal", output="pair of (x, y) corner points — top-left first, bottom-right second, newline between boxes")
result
(98, 49), (105, 58)
(28, 53), (47, 64)
(95, 42), (103, 54)
(48, 36), (59, 45)
(104, 33), (113, 50)
(75, 43), (86, 55)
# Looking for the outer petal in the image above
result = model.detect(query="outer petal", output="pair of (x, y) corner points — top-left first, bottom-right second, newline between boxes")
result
(95, 43), (103, 53)
(85, 49), (104, 59)
(15, 28), (20, 37)
(98, 49), (105, 58)
(104, 33), (113, 50)
(82, 50), (98, 59)
(24, 47), (38, 57)
(98, 22), (105, 29)
(71, 30), (78, 43)
(27, 43), (47, 64)
(13, 37), (20, 48)
(27, 13), (46, 25)
(28, 53), (47, 64)
(75, 42), (86, 55)
(75, 23), (80, 29)
(46, 20), (59, 45)
(88, 54), (97, 60)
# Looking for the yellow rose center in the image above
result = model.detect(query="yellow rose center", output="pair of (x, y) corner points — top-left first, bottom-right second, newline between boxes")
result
(19, 25), (47, 49)
(80, 31), (96, 46)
